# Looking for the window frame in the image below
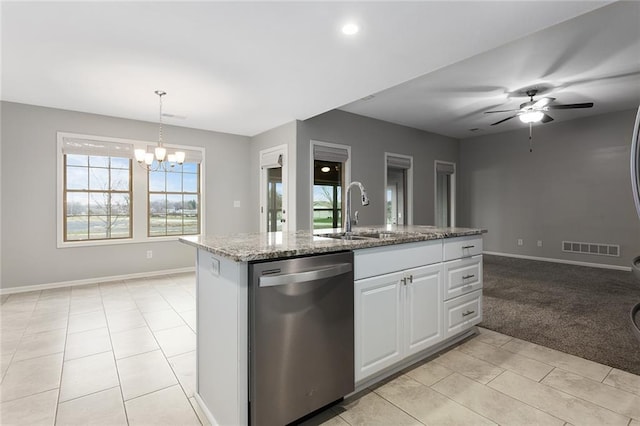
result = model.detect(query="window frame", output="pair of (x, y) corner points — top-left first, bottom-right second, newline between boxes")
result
(384, 152), (413, 226)
(434, 160), (456, 227)
(309, 140), (351, 231)
(57, 132), (205, 248)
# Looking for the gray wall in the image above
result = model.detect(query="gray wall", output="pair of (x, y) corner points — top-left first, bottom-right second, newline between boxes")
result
(296, 110), (459, 230)
(459, 109), (640, 268)
(249, 120), (297, 232)
(1, 102), (252, 289)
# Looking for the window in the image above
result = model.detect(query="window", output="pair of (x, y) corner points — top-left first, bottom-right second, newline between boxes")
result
(311, 142), (350, 230)
(435, 161), (455, 227)
(385, 153), (413, 225)
(313, 160), (342, 229)
(58, 132), (204, 247)
(148, 162), (200, 236)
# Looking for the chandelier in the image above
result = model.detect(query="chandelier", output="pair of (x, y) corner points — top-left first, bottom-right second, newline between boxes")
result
(134, 90), (185, 170)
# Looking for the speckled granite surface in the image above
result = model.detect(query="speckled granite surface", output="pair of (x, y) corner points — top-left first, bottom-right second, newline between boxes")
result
(179, 225), (486, 262)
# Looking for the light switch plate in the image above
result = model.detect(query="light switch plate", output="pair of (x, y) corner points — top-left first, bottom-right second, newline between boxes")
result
(233, 200), (241, 208)
(211, 257), (220, 276)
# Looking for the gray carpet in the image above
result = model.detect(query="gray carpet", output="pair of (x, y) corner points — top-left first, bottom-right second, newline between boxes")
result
(480, 254), (640, 375)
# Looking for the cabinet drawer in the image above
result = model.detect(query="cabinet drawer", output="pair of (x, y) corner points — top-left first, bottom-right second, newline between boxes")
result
(443, 255), (483, 300)
(443, 290), (482, 339)
(443, 236), (483, 261)
(354, 240), (442, 280)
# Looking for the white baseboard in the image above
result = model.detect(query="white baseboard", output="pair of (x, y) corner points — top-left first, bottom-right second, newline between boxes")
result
(483, 251), (632, 272)
(0, 267), (195, 295)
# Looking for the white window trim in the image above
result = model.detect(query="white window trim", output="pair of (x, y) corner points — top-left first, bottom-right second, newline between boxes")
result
(383, 152), (413, 225)
(57, 132), (205, 248)
(309, 140), (351, 231)
(259, 144), (288, 233)
(434, 160), (456, 228)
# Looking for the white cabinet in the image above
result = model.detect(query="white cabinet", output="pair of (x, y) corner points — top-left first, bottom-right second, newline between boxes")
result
(444, 289), (482, 338)
(404, 263), (443, 357)
(443, 255), (483, 300)
(354, 241), (443, 383)
(354, 271), (403, 382)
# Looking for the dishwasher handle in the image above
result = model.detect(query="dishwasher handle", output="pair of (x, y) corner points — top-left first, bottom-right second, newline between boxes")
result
(259, 262), (352, 287)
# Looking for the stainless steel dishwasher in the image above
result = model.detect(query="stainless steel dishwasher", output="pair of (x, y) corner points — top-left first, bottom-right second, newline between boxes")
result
(249, 251), (354, 426)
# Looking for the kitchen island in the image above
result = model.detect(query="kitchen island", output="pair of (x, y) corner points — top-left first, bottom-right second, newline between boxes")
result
(180, 225), (486, 426)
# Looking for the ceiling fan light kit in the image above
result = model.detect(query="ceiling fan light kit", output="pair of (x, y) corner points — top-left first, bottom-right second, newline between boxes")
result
(519, 110), (544, 123)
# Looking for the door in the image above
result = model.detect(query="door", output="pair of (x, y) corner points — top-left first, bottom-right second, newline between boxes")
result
(260, 146), (288, 232)
(354, 271), (403, 382)
(404, 263), (443, 356)
(435, 161), (455, 227)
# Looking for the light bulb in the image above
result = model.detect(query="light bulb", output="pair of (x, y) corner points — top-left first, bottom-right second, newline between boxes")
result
(144, 153), (154, 165)
(342, 23), (359, 35)
(519, 111), (544, 123)
(155, 146), (167, 161)
(167, 154), (176, 163)
(321, 166), (331, 173)
(175, 151), (186, 164)
(134, 149), (146, 163)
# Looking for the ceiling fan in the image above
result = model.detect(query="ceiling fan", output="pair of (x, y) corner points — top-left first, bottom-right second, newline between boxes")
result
(484, 88), (594, 152)
(485, 89), (594, 126)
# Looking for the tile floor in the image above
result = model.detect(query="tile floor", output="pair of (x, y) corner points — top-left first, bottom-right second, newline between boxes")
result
(1, 273), (639, 426)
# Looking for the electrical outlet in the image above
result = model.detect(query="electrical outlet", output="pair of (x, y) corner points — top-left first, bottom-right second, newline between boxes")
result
(537, 240), (543, 247)
(146, 250), (153, 259)
(517, 239), (523, 246)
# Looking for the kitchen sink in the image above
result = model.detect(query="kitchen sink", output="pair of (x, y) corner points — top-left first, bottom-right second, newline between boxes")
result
(318, 231), (400, 241)
(320, 233), (372, 241)
(353, 231), (397, 239)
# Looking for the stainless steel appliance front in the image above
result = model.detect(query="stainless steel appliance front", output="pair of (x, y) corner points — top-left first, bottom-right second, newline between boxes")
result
(249, 251), (354, 425)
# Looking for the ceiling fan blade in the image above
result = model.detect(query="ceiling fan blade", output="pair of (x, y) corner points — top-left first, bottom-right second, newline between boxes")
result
(547, 102), (594, 109)
(541, 114), (554, 123)
(490, 115), (517, 126)
(533, 97), (555, 108)
(485, 109), (519, 114)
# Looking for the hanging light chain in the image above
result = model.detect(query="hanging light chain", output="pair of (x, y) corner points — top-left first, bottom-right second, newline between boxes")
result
(156, 90), (166, 147)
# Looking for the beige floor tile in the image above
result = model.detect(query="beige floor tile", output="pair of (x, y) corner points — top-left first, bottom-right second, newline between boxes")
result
(1, 330), (26, 356)
(69, 296), (104, 315)
(154, 325), (196, 357)
(542, 368), (640, 420)
(68, 310), (107, 334)
(502, 338), (612, 382)
(64, 327), (112, 361)
(32, 298), (70, 315)
(13, 328), (66, 362)
(106, 309), (147, 333)
(457, 338), (554, 381)
(1, 351), (13, 379)
(5, 291), (40, 303)
(189, 396), (212, 426)
(125, 384), (201, 426)
(488, 370), (630, 425)
(0, 352), (63, 402)
(180, 309), (197, 331)
(24, 311), (68, 335)
(143, 309), (186, 331)
(375, 374), (495, 425)
(0, 294), (9, 304)
(1, 299), (37, 314)
(475, 326), (514, 346)
(103, 297), (138, 314)
(39, 287), (71, 300)
(71, 284), (101, 299)
(59, 351), (119, 402)
(405, 359), (453, 386)
(117, 349), (178, 400)
(168, 351), (196, 397)
(99, 281), (127, 295)
(56, 386), (127, 425)
(300, 406), (347, 426)
(434, 348), (504, 384)
(0, 388), (58, 425)
(338, 391), (422, 426)
(604, 368), (640, 397)
(432, 372), (564, 426)
(110, 326), (159, 359)
(631, 419), (640, 426)
(1, 312), (31, 334)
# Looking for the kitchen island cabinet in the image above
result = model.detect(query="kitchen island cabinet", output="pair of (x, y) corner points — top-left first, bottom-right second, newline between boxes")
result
(180, 225), (485, 426)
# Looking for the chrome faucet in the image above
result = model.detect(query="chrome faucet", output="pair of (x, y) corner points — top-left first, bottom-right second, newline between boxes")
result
(344, 181), (370, 234)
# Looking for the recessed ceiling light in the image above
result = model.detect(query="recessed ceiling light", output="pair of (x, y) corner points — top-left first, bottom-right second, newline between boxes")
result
(321, 166), (331, 173)
(342, 23), (359, 36)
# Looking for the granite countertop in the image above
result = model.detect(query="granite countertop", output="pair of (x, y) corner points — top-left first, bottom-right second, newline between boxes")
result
(179, 225), (486, 262)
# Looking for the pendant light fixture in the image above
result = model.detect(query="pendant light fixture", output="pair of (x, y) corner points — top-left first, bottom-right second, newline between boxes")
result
(134, 90), (185, 170)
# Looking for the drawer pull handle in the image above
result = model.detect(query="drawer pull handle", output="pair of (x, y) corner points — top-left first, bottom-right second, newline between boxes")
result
(462, 310), (475, 317)
(408, 275), (413, 284)
(462, 274), (475, 280)
(462, 245), (475, 249)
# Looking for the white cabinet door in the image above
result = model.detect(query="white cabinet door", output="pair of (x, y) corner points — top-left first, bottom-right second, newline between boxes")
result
(355, 271), (404, 382)
(404, 263), (443, 357)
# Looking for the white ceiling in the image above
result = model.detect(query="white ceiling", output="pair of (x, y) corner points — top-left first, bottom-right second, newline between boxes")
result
(340, 0), (640, 139)
(1, 1), (632, 139)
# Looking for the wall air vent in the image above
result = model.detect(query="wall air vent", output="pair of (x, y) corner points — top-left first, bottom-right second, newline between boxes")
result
(562, 241), (620, 257)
